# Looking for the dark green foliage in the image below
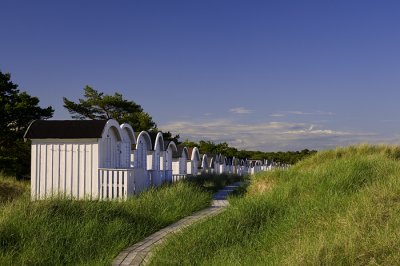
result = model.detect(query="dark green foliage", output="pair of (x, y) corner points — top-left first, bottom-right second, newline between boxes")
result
(0, 71), (54, 178)
(63, 86), (180, 142)
(63, 86), (156, 132)
(183, 140), (316, 164)
(200, 141), (239, 157)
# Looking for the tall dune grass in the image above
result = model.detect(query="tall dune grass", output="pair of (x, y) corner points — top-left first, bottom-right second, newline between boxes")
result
(0, 181), (210, 265)
(150, 145), (400, 265)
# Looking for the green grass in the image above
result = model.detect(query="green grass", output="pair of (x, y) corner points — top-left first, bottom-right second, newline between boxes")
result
(150, 144), (400, 265)
(0, 174), (29, 204)
(0, 180), (211, 265)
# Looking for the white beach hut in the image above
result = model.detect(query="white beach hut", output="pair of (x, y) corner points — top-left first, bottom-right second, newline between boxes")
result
(134, 131), (153, 193)
(219, 154), (227, 174)
(148, 132), (165, 187)
(119, 123), (136, 168)
(172, 145), (189, 182)
(200, 154), (209, 174)
(187, 147), (201, 176)
(25, 119), (131, 200)
(164, 141), (178, 183)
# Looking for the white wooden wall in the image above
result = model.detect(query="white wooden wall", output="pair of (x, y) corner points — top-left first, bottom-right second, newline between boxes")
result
(164, 149), (173, 182)
(136, 140), (147, 169)
(120, 128), (133, 168)
(187, 159), (198, 175)
(99, 126), (121, 168)
(186, 161), (193, 175)
(31, 140), (99, 200)
(180, 157), (187, 174)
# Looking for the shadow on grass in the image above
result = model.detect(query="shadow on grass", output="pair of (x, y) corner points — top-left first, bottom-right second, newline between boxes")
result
(185, 173), (249, 193)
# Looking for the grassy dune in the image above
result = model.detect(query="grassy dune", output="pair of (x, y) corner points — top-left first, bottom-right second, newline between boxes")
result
(150, 145), (400, 265)
(0, 179), (211, 265)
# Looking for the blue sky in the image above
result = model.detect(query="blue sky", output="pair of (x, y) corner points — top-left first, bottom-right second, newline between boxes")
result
(2, 1), (400, 151)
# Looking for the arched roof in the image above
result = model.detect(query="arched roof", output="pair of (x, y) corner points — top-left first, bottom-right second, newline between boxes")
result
(149, 131), (165, 151)
(165, 141), (178, 153)
(135, 131), (152, 150)
(173, 145), (189, 159)
(201, 154), (208, 163)
(188, 147), (201, 161)
(120, 123), (136, 144)
(209, 157), (215, 168)
(219, 154), (227, 164)
(102, 119), (122, 141)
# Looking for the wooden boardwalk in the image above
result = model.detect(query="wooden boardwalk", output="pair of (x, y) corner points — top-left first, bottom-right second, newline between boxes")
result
(112, 182), (242, 266)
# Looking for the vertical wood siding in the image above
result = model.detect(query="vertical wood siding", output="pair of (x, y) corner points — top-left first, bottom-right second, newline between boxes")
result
(31, 141), (99, 200)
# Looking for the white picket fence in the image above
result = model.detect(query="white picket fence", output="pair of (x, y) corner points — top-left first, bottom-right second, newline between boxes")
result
(98, 168), (134, 200)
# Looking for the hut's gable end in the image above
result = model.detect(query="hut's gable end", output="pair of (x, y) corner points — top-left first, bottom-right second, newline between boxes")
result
(30, 139), (99, 200)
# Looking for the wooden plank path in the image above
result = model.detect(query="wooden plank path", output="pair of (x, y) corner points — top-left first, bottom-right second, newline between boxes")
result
(112, 182), (242, 266)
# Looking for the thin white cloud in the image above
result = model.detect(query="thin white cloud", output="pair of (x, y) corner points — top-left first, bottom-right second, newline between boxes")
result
(270, 113), (286, 117)
(287, 111), (335, 116)
(229, 107), (252, 114)
(160, 119), (379, 151)
(288, 111), (310, 115)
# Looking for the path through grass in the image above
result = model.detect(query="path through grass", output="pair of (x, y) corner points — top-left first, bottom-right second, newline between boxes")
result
(150, 145), (400, 265)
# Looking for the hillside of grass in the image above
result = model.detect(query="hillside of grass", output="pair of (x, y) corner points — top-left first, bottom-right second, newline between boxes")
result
(150, 145), (400, 265)
(0, 180), (211, 265)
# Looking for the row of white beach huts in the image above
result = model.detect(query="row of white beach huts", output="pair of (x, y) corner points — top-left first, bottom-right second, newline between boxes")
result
(24, 119), (283, 200)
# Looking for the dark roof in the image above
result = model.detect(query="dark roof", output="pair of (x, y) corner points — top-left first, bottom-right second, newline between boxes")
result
(24, 120), (108, 139)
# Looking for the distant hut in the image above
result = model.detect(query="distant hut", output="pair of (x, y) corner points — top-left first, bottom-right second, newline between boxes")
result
(200, 154), (209, 173)
(120, 123), (136, 168)
(187, 147), (201, 175)
(134, 131), (153, 193)
(172, 145), (189, 181)
(148, 132), (165, 186)
(164, 141), (178, 182)
(219, 154), (227, 174)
